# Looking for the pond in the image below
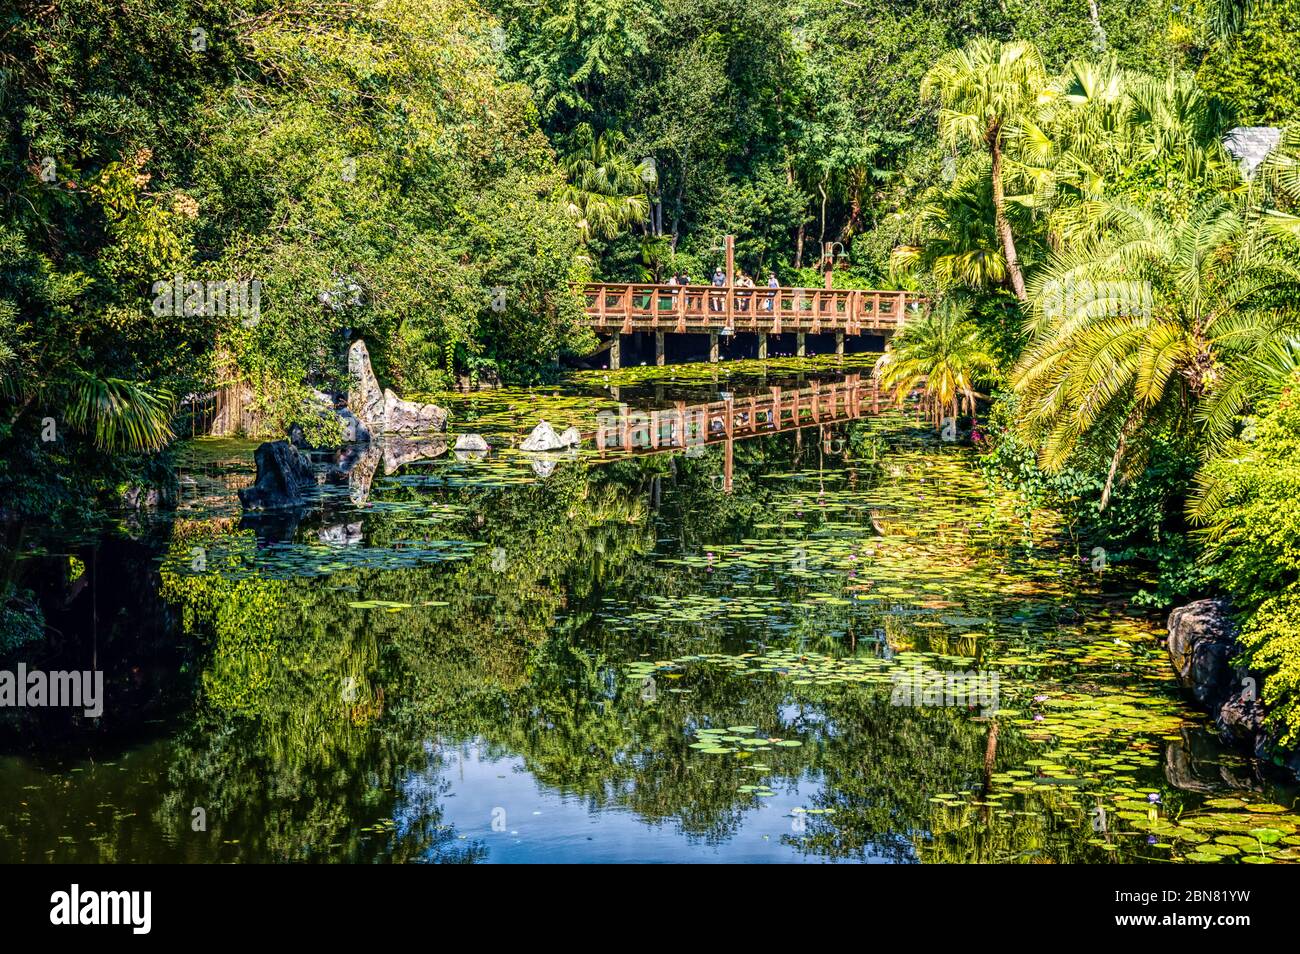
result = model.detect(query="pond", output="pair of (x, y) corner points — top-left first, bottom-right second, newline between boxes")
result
(2, 355), (1297, 863)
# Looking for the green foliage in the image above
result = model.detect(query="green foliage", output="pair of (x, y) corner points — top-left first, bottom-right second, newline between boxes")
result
(1195, 378), (1300, 745)
(1197, 0), (1300, 124)
(1238, 587), (1300, 748)
(874, 296), (1000, 428)
(0, 582), (43, 654)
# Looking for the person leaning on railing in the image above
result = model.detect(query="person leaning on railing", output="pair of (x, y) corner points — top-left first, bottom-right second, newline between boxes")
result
(709, 267), (726, 312)
(736, 272), (754, 312)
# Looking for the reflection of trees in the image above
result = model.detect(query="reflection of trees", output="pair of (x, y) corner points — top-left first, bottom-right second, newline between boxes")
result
(143, 456), (666, 859)
(21, 408), (1140, 862)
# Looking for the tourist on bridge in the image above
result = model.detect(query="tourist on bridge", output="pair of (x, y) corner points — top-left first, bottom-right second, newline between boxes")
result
(710, 266), (726, 312)
(736, 272), (754, 312)
(763, 272), (778, 311)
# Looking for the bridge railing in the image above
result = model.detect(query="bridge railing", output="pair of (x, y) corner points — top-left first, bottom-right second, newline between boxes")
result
(579, 283), (923, 334)
(591, 375), (878, 453)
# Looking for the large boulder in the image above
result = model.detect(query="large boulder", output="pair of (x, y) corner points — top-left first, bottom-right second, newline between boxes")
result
(1168, 598), (1237, 708)
(519, 420), (581, 452)
(347, 340), (447, 436)
(239, 440), (318, 510)
(383, 388), (447, 433)
(348, 340), (387, 429)
(1166, 598), (1282, 769)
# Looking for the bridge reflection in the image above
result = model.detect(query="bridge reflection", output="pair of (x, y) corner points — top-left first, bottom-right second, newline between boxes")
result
(589, 373), (882, 491)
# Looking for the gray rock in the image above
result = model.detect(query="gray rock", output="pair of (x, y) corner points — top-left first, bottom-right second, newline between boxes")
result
(520, 420), (564, 451)
(318, 521), (363, 546)
(557, 426), (582, 448)
(347, 339), (447, 436)
(1217, 691), (1265, 747)
(1168, 598), (1237, 708)
(383, 388), (448, 433)
(1166, 598), (1296, 777)
(239, 440), (317, 510)
(347, 340), (387, 431)
(454, 433), (490, 452)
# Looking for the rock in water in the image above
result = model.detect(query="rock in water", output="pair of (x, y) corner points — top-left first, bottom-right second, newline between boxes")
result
(454, 433), (490, 452)
(347, 339), (447, 435)
(557, 426), (582, 448)
(1166, 597), (1282, 769)
(318, 521), (363, 546)
(348, 340), (387, 430)
(520, 420), (564, 451)
(1168, 598), (1237, 708)
(383, 388), (447, 433)
(239, 441), (317, 510)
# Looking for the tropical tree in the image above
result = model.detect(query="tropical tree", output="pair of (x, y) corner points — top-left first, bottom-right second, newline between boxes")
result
(874, 296), (1000, 430)
(1013, 196), (1300, 509)
(561, 123), (657, 244)
(893, 170), (1015, 291)
(1013, 60), (1235, 249)
(922, 38), (1047, 301)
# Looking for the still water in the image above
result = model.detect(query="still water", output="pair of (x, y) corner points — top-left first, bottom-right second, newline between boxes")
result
(2, 356), (1296, 863)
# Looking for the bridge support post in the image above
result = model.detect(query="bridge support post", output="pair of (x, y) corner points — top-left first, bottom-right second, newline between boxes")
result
(655, 332), (665, 366)
(709, 333), (719, 363)
(609, 334), (621, 370)
(758, 333), (767, 361)
(835, 331), (844, 356)
(796, 333), (806, 357)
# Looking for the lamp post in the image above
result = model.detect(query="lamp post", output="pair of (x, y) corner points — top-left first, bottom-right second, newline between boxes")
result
(821, 241), (846, 289)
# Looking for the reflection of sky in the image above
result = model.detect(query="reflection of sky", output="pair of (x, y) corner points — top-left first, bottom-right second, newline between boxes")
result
(399, 739), (881, 864)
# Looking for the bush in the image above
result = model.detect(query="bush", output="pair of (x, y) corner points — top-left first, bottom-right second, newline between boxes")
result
(1196, 377), (1300, 746)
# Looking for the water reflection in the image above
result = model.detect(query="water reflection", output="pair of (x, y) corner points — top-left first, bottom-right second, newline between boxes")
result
(1, 359), (1296, 863)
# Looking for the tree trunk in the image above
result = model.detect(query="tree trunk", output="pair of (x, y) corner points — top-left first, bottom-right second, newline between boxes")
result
(1087, 0), (1108, 51)
(818, 175), (829, 248)
(1099, 429), (1127, 512)
(989, 134), (1028, 301)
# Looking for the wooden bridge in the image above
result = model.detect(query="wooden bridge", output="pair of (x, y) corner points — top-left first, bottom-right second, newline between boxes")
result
(580, 283), (925, 367)
(590, 374), (881, 490)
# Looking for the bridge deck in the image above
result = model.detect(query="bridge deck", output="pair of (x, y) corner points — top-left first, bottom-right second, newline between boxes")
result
(580, 283), (923, 336)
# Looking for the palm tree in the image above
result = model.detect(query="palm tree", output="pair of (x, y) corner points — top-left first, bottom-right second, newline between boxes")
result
(922, 39), (1047, 301)
(1013, 196), (1300, 509)
(892, 169), (1041, 292)
(874, 297), (1000, 430)
(1013, 61), (1235, 250)
(560, 123), (656, 244)
(1260, 124), (1300, 241)
(3, 365), (174, 454)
